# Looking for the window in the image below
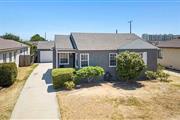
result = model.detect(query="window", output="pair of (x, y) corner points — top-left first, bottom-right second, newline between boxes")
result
(158, 49), (163, 59)
(109, 53), (117, 67)
(9, 52), (12, 62)
(59, 53), (69, 65)
(3, 53), (6, 63)
(14, 51), (16, 62)
(138, 52), (147, 65)
(80, 53), (89, 68)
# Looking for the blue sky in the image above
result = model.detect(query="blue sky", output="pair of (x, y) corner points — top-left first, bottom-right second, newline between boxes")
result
(0, 0), (180, 40)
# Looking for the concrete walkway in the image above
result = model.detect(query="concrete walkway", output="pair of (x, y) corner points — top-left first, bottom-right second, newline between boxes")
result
(11, 63), (60, 120)
(164, 70), (180, 77)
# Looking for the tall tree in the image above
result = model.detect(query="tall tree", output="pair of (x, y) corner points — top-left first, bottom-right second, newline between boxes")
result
(30, 34), (45, 41)
(1, 33), (20, 41)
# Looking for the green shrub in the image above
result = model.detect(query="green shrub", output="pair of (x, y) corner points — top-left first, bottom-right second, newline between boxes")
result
(145, 71), (157, 80)
(64, 81), (75, 90)
(52, 68), (75, 89)
(157, 71), (170, 82)
(116, 51), (145, 81)
(0, 62), (18, 87)
(76, 66), (104, 82)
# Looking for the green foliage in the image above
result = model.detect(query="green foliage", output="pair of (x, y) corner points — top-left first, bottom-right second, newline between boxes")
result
(75, 66), (105, 82)
(0, 63), (18, 87)
(145, 71), (157, 80)
(52, 68), (75, 89)
(116, 51), (145, 81)
(157, 71), (170, 82)
(1, 33), (20, 41)
(146, 64), (170, 82)
(64, 81), (75, 90)
(30, 34), (45, 41)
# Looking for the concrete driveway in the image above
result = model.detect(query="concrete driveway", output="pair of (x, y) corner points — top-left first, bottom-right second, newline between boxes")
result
(11, 63), (60, 120)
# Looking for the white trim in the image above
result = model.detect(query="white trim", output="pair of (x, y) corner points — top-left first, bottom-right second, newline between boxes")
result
(75, 53), (78, 68)
(109, 53), (117, 67)
(59, 53), (69, 65)
(80, 53), (89, 68)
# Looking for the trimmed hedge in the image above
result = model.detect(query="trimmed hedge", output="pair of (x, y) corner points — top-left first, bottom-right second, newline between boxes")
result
(0, 62), (18, 87)
(52, 68), (75, 89)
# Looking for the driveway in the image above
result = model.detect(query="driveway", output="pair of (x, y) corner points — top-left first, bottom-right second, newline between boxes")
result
(11, 63), (60, 120)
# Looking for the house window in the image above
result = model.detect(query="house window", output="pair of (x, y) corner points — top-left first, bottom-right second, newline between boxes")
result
(109, 53), (117, 67)
(80, 53), (89, 68)
(138, 52), (147, 65)
(9, 52), (12, 62)
(3, 53), (6, 63)
(14, 51), (16, 62)
(59, 53), (69, 65)
(158, 49), (163, 59)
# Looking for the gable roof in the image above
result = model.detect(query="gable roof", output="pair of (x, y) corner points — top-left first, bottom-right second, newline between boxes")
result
(0, 38), (28, 52)
(37, 41), (54, 50)
(157, 39), (180, 48)
(54, 32), (158, 51)
(120, 39), (159, 50)
(55, 35), (74, 50)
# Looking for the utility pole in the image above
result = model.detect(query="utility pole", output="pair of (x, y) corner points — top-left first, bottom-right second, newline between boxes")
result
(128, 20), (133, 34)
(45, 32), (47, 41)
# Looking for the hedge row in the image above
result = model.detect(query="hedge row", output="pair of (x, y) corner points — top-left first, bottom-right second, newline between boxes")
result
(0, 62), (18, 87)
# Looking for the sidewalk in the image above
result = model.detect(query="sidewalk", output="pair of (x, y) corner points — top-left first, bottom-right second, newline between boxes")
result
(11, 63), (60, 120)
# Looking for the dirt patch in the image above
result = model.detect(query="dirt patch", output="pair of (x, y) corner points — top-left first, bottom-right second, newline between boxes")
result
(57, 75), (180, 120)
(0, 64), (38, 120)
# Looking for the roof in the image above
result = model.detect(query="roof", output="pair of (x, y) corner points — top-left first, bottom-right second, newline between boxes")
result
(157, 39), (180, 48)
(37, 41), (54, 50)
(0, 38), (28, 51)
(71, 32), (157, 50)
(120, 39), (159, 50)
(55, 35), (74, 50)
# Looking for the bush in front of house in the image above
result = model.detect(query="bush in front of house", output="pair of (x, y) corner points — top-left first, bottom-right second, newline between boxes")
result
(116, 51), (145, 81)
(145, 71), (157, 80)
(64, 81), (75, 90)
(145, 64), (170, 82)
(0, 62), (18, 87)
(52, 68), (76, 89)
(75, 66), (105, 83)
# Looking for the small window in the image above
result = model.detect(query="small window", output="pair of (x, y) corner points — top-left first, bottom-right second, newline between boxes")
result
(158, 49), (163, 59)
(14, 51), (16, 62)
(80, 53), (89, 68)
(9, 52), (12, 62)
(59, 53), (69, 65)
(109, 53), (117, 67)
(3, 53), (6, 63)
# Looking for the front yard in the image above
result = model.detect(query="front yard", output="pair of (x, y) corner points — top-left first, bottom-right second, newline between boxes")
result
(0, 64), (38, 120)
(57, 74), (180, 120)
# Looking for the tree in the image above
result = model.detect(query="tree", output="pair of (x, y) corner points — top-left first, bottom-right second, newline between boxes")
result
(1, 33), (20, 41)
(116, 51), (145, 81)
(30, 34), (45, 41)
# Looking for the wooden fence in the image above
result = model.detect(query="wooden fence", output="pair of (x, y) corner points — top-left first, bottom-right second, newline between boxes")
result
(19, 55), (33, 67)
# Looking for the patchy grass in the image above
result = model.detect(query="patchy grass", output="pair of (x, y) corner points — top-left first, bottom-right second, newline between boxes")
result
(0, 64), (38, 120)
(57, 74), (180, 120)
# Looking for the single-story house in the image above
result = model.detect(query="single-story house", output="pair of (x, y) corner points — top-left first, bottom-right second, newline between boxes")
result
(0, 38), (30, 67)
(157, 39), (180, 70)
(53, 32), (159, 79)
(37, 41), (54, 63)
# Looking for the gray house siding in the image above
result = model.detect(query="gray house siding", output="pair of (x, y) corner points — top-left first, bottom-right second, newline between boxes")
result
(76, 50), (118, 79)
(53, 49), (56, 68)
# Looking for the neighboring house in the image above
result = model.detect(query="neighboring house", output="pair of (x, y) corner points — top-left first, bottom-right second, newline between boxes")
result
(157, 39), (180, 70)
(0, 38), (30, 67)
(37, 41), (54, 63)
(53, 33), (159, 79)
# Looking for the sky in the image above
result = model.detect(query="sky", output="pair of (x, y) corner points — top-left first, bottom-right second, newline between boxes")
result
(0, 0), (180, 40)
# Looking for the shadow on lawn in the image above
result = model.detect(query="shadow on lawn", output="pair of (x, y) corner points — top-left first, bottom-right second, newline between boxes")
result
(111, 81), (144, 90)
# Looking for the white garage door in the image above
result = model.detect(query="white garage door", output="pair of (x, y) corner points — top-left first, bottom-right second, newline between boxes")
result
(40, 51), (53, 63)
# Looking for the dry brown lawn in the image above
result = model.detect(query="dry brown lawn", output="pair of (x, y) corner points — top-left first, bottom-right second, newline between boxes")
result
(0, 64), (38, 120)
(57, 75), (180, 120)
